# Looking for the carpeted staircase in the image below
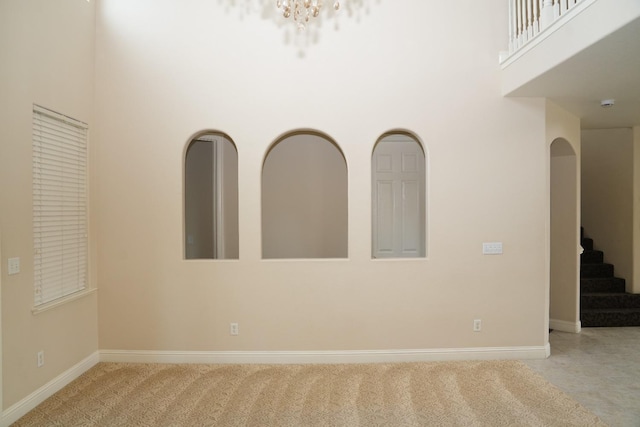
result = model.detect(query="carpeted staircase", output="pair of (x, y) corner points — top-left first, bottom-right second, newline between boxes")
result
(580, 228), (640, 327)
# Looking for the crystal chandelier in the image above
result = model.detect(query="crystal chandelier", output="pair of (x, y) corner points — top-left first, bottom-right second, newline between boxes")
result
(276, 0), (341, 29)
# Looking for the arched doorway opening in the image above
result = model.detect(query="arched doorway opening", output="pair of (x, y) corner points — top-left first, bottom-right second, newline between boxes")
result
(549, 138), (580, 332)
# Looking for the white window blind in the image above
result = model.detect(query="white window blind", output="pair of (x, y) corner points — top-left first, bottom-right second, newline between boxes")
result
(33, 105), (88, 306)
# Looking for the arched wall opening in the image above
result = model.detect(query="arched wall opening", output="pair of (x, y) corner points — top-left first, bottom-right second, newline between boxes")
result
(262, 130), (348, 259)
(549, 137), (580, 332)
(184, 131), (239, 259)
(371, 131), (426, 258)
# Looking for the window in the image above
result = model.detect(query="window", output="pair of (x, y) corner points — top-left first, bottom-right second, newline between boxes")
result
(184, 133), (239, 259)
(372, 132), (426, 258)
(262, 131), (347, 259)
(32, 105), (88, 306)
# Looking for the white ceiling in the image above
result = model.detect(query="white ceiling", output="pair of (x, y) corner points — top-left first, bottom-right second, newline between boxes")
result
(506, 16), (640, 130)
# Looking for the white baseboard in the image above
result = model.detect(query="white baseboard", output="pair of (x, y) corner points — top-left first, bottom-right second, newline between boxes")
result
(100, 345), (549, 365)
(1, 351), (99, 427)
(550, 318), (582, 333)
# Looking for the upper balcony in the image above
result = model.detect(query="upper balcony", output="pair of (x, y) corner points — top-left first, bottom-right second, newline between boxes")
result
(500, 0), (640, 129)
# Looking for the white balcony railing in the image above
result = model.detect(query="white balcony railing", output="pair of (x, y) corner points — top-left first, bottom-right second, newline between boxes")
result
(503, 0), (586, 60)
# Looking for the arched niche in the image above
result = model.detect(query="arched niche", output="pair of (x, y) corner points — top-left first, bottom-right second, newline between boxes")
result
(372, 131), (426, 258)
(262, 131), (348, 259)
(184, 131), (239, 259)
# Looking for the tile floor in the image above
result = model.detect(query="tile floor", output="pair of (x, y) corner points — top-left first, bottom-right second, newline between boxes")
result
(524, 327), (640, 427)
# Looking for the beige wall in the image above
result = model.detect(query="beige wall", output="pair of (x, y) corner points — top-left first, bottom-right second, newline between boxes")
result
(0, 0), (98, 408)
(95, 0), (551, 353)
(582, 129), (634, 290)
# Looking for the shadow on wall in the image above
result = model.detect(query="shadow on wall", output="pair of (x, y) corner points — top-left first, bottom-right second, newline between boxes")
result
(217, 0), (381, 54)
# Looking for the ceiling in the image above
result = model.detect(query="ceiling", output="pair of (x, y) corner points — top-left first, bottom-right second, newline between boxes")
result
(506, 16), (640, 130)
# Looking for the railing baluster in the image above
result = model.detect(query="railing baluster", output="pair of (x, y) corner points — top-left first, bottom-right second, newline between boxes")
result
(527, 0), (533, 38)
(514, 0), (522, 48)
(529, 0), (534, 36)
(508, 0), (514, 52)
(523, 0), (527, 39)
(533, 0), (540, 35)
(540, 0), (554, 29)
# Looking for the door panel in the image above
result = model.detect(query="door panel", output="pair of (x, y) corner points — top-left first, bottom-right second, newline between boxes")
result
(402, 153), (418, 173)
(376, 153), (393, 172)
(372, 136), (425, 258)
(401, 180), (420, 255)
(375, 181), (395, 254)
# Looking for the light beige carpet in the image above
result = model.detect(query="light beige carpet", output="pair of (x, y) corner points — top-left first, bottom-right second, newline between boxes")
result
(14, 360), (606, 426)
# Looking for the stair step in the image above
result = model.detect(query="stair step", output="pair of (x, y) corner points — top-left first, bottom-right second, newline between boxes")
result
(581, 293), (640, 309)
(581, 308), (640, 327)
(581, 277), (626, 293)
(580, 263), (614, 278)
(580, 250), (603, 264)
(578, 228), (636, 328)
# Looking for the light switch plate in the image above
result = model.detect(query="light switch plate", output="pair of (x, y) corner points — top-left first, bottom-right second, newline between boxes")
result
(482, 242), (503, 255)
(8, 257), (20, 275)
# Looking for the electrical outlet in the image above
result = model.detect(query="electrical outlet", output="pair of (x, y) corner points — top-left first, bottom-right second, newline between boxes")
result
(473, 319), (482, 332)
(230, 323), (239, 336)
(37, 351), (44, 367)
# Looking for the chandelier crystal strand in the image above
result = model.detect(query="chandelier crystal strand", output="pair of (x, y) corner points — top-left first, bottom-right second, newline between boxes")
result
(277, 0), (341, 29)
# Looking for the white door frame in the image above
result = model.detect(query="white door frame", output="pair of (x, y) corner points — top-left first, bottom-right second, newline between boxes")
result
(212, 138), (226, 259)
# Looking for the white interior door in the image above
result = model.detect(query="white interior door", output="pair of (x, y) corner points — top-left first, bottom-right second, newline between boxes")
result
(372, 136), (425, 258)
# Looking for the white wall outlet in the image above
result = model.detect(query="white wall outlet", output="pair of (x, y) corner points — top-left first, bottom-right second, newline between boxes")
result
(473, 319), (482, 332)
(230, 322), (239, 336)
(8, 257), (20, 275)
(37, 350), (45, 367)
(482, 242), (503, 255)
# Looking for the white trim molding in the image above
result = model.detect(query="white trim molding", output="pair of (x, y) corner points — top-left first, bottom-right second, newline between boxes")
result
(550, 318), (582, 333)
(1, 352), (99, 427)
(0, 230), (3, 419)
(100, 345), (549, 365)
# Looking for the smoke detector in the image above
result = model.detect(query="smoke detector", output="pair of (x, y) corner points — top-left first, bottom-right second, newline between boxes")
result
(600, 99), (615, 108)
